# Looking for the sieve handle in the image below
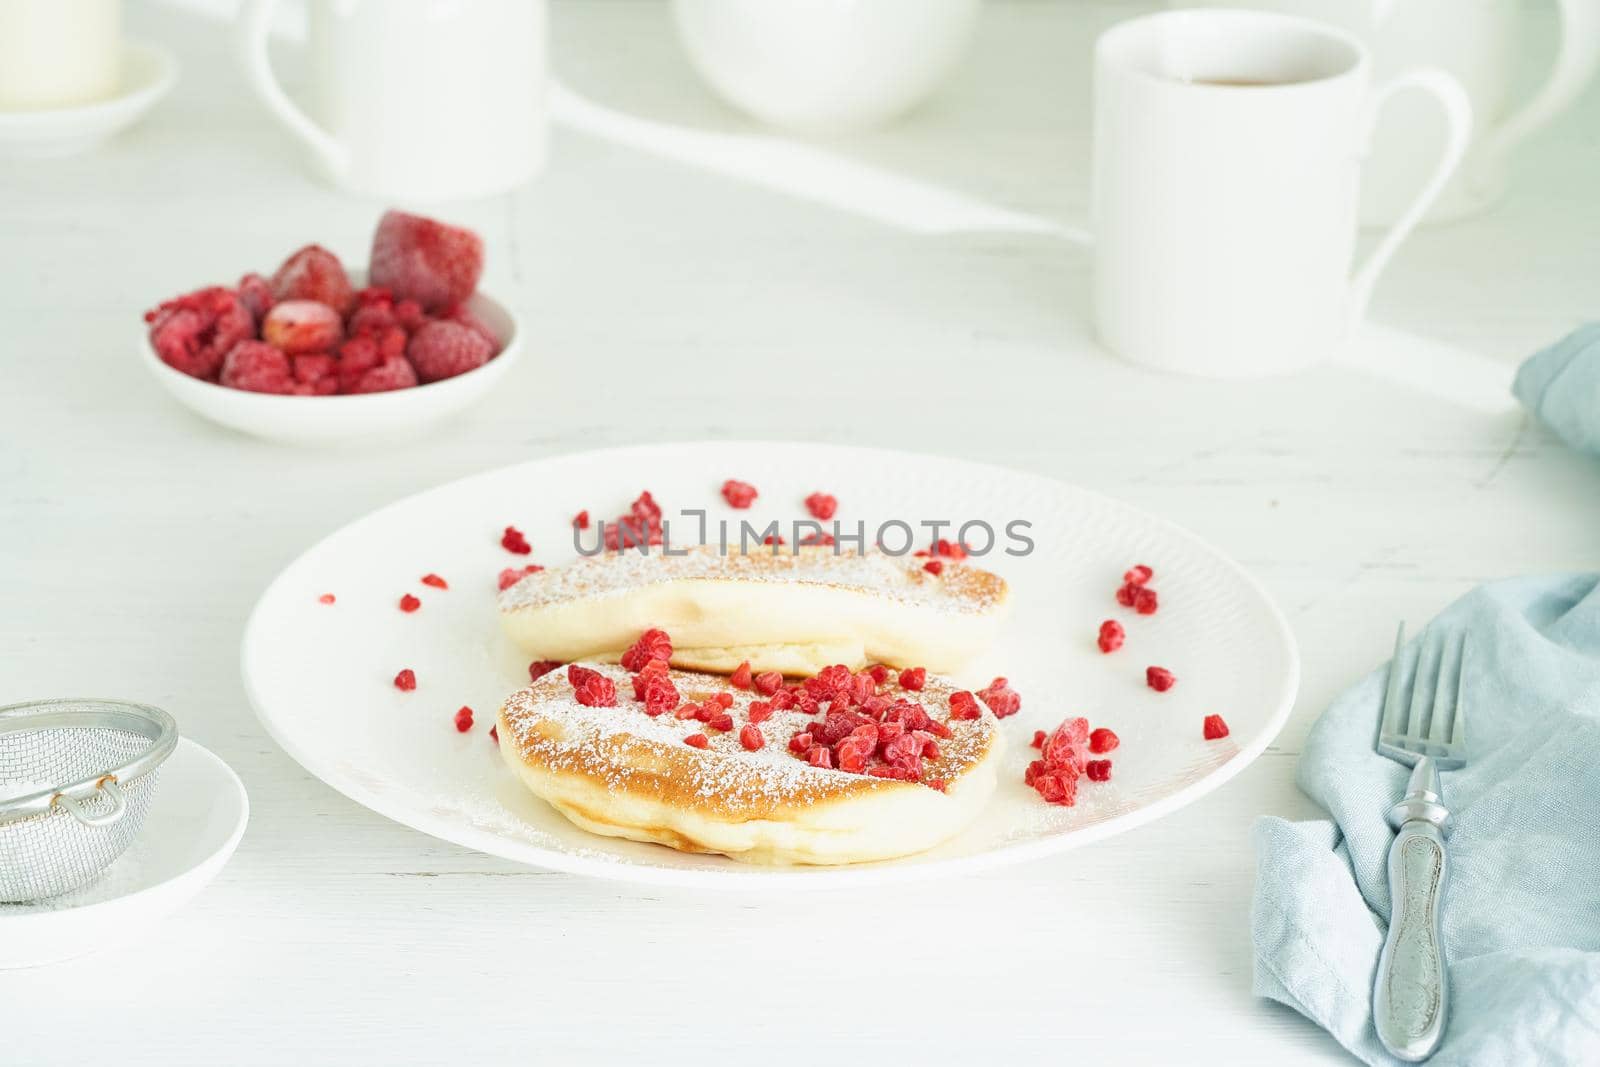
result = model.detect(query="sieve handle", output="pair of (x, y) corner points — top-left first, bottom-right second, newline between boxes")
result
(53, 776), (128, 828)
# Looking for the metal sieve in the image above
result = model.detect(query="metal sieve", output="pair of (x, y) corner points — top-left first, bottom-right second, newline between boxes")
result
(0, 699), (178, 903)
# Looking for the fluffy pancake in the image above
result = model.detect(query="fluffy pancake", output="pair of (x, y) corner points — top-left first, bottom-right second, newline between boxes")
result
(496, 663), (1003, 865)
(498, 545), (1008, 675)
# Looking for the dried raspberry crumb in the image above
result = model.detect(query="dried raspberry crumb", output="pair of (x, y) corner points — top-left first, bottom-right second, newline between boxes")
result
(1203, 714), (1230, 740)
(454, 706), (474, 733)
(753, 671), (783, 696)
(684, 733), (709, 749)
(498, 564), (544, 591)
(394, 668), (416, 691)
(933, 538), (968, 561)
(976, 677), (1021, 718)
(420, 573), (448, 590)
(399, 594), (421, 613)
(1134, 587), (1159, 615)
(1031, 730), (1046, 749)
(721, 479), (759, 509)
(798, 531), (834, 547)
(926, 778), (947, 792)
(1124, 564), (1154, 586)
(1097, 619), (1125, 653)
(739, 724), (765, 751)
(1089, 727), (1120, 754)
(948, 691), (981, 720)
(807, 746), (833, 769)
(572, 510), (590, 529)
(619, 628), (673, 671)
(1085, 759), (1112, 782)
(804, 493), (838, 520)
(318, 593), (336, 605)
(898, 667), (927, 691)
(489, 724), (498, 743)
(923, 559), (944, 576)
(762, 535), (785, 546)
(1146, 666), (1176, 692)
(500, 526), (531, 555)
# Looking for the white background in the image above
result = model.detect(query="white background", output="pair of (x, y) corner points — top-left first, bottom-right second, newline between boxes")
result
(2, 1), (1597, 1063)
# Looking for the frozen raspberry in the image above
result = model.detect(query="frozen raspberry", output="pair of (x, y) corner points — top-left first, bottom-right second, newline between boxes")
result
(753, 671), (783, 696)
(454, 706), (474, 733)
(342, 353), (417, 394)
(444, 303), (500, 353)
(271, 244), (355, 316)
(684, 733), (709, 749)
(1203, 714), (1230, 740)
(948, 691), (981, 721)
(804, 492), (838, 520)
(292, 354), (339, 395)
(1134, 587), (1159, 615)
(499, 564), (544, 591)
(220, 341), (297, 394)
(369, 210), (484, 312)
(721, 480), (758, 509)
(1146, 666), (1176, 692)
(574, 674), (617, 708)
(394, 668), (416, 691)
(395, 299), (428, 332)
(237, 272), (275, 323)
(747, 701), (774, 725)
(1031, 730), (1046, 749)
(501, 526), (531, 555)
(807, 746), (833, 769)
(976, 677), (1021, 718)
(619, 628), (673, 671)
(528, 660), (562, 681)
(1089, 728), (1120, 754)
(263, 300), (344, 355)
(147, 287), (254, 381)
(407, 320), (494, 384)
(318, 593), (336, 605)
(346, 300), (399, 338)
(1098, 619), (1125, 653)
(420, 574), (448, 590)
(1124, 564), (1154, 587)
(739, 724), (765, 751)
(730, 661), (753, 690)
(923, 560), (944, 576)
(898, 667), (926, 691)
(399, 593), (421, 613)
(1085, 759), (1112, 782)
(572, 510), (590, 530)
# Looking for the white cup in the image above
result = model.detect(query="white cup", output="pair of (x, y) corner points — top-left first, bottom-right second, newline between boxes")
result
(1090, 10), (1472, 379)
(238, 0), (547, 202)
(0, 0), (121, 111)
(1171, 0), (1600, 226)
(672, 0), (981, 132)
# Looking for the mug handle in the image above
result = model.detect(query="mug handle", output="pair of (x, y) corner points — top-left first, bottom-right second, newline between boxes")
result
(1348, 69), (1473, 325)
(237, 0), (348, 177)
(1478, 0), (1600, 166)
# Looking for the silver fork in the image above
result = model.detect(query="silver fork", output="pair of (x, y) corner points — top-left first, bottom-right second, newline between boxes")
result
(1372, 622), (1470, 1062)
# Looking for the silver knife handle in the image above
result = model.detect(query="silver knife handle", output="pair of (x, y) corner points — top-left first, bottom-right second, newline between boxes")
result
(1374, 819), (1449, 1061)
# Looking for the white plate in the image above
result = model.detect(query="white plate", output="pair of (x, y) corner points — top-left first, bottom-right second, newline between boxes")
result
(242, 442), (1298, 887)
(0, 738), (248, 968)
(0, 41), (176, 159)
(140, 272), (522, 446)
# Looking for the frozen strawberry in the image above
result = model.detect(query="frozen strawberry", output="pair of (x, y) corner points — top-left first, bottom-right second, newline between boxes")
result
(407, 320), (493, 384)
(271, 244), (355, 316)
(369, 210), (484, 312)
(219, 341), (297, 394)
(237, 272), (275, 323)
(147, 287), (254, 381)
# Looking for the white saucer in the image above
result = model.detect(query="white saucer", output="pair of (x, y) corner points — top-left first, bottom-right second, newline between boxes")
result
(0, 737), (248, 969)
(0, 41), (177, 159)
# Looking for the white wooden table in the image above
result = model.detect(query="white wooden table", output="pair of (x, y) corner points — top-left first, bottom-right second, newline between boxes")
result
(3, 1), (1597, 1062)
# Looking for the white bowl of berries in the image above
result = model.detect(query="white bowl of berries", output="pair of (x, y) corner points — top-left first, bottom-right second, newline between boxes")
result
(139, 211), (521, 445)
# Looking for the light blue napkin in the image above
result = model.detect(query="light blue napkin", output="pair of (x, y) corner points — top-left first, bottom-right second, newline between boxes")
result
(1252, 574), (1600, 1065)
(1514, 323), (1600, 457)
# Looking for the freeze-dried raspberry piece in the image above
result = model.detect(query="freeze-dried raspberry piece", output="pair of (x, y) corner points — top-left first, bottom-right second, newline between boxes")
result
(836, 736), (871, 773)
(804, 493), (838, 521)
(408, 320), (494, 384)
(369, 210), (484, 312)
(501, 526), (531, 554)
(807, 746), (833, 769)
(572, 510), (590, 530)
(1098, 619), (1125, 653)
(394, 668), (416, 691)
(1030, 730), (1046, 749)
(318, 593), (336, 605)
(1032, 770), (1079, 806)
(1134, 587), (1159, 615)
(619, 628), (673, 671)
(762, 535), (785, 547)
(898, 667), (926, 691)
(948, 691), (981, 720)
(340, 339), (418, 394)
(498, 564), (544, 591)
(399, 594), (421, 613)
(730, 661), (753, 690)
(573, 674), (617, 707)
(798, 531), (834, 547)
(528, 660), (562, 681)
(708, 712), (734, 732)
(866, 665), (890, 685)
(1124, 564), (1153, 587)
(219, 341), (296, 394)
(237, 272), (275, 323)
(739, 724), (765, 751)
(567, 664), (600, 687)
(640, 675), (679, 717)
(602, 491), (665, 550)
(1086, 759), (1112, 782)
(933, 538), (968, 560)
(346, 299), (400, 338)
(923, 560), (944, 576)
(1203, 714), (1230, 740)
(271, 244), (355, 316)
(147, 287), (255, 382)
(753, 671), (783, 696)
(804, 664), (854, 703)
(1116, 582), (1138, 607)
(1089, 728), (1120, 754)
(747, 701), (774, 725)
(420, 574), (448, 590)
(1042, 718), (1090, 773)
(789, 731), (814, 754)
(631, 657), (669, 697)
(454, 706), (474, 732)
(721, 479), (758, 508)
(711, 692), (735, 709)
(976, 677), (1021, 718)
(263, 300), (344, 354)
(489, 724), (498, 744)
(1146, 666), (1176, 692)
(674, 703), (700, 720)
(684, 733), (709, 749)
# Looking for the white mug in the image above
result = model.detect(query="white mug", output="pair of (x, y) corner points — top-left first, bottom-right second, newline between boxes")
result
(239, 0), (548, 201)
(672, 0), (981, 132)
(1090, 10), (1472, 379)
(0, 0), (121, 111)
(1172, 0), (1600, 225)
